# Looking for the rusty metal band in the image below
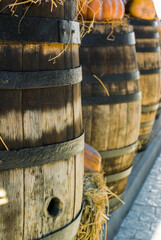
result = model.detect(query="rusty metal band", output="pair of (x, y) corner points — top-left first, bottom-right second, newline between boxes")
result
(81, 32), (136, 46)
(0, 15), (80, 44)
(37, 202), (83, 240)
(140, 120), (155, 128)
(142, 104), (159, 112)
(0, 132), (84, 170)
(140, 68), (161, 75)
(99, 141), (138, 159)
(82, 91), (141, 106)
(136, 46), (160, 52)
(130, 19), (158, 27)
(109, 192), (124, 212)
(82, 70), (140, 83)
(104, 165), (133, 183)
(0, 66), (82, 89)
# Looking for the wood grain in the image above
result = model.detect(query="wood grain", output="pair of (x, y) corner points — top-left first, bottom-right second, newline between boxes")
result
(0, 1), (83, 239)
(132, 23), (161, 147)
(81, 23), (141, 202)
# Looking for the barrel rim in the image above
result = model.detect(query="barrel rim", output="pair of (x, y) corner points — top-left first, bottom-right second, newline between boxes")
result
(99, 141), (138, 159)
(0, 15), (80, 44)
(109, 192), (124, 212)
(82, 91), (142, 106)
(129, 18), (158, 27)
(82, 70), (140, 83)
(0, 66), (82, 89)
(142, 103), (159, 112)
(81, 31), (136, 47)
(104, 165), (133, 183)
(37, 202), (83, 240)
(140, 68), (161, 75)
(0, 132), (84, 170)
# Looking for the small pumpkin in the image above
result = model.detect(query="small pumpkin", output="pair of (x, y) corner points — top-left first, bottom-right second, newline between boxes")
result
(84, 143), (101, 173)
(128, 0), (156, 20)
(79, 0), (125, 21)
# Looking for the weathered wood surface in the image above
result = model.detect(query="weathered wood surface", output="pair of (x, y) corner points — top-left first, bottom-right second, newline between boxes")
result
(156, 26), (161, 118)
(0, 1), (83, 239)
(80, 23), (141, 202)
(131, 21), (161, 147)
(0, 0), (78, 21)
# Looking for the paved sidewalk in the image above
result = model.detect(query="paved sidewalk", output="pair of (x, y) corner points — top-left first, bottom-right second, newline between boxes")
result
(114, 151), (161, 240)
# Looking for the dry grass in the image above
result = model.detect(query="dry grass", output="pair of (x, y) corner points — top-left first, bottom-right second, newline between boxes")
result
(0, 0), (65, 14)
(0, 136), (9, 151)
(0, 1), (129, 65)
(93, 75), (110, 97)
(76, 172), (122, 240)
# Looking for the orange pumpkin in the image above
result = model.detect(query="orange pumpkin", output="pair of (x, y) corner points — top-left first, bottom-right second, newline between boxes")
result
(129, 0), (156, 20)
(84, 143), (102, 173)
(79, 0), (125, 21)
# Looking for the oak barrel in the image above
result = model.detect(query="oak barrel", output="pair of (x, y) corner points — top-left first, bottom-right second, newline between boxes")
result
(0, 1), (84, 239)
(80, 22), (141, 211)
(130, 19), (161, 149)
(156, 20), (161, 118)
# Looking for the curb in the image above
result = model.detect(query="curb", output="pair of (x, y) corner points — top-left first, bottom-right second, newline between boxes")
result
(107, 115), (161, 240)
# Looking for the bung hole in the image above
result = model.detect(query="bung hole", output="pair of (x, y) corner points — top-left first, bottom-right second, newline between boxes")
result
(47, 197), (63, 218)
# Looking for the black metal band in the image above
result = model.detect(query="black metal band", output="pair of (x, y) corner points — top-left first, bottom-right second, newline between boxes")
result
(82, 70), (140, 83)
(0, 15), (80, 44)
(139, 133), (150, 140)
(82, 91), (141, 106)
(109, 192), (124, 212)
(135, 31), (159, 39)
(104, 165), (133, 183)
(99, 141), (138, 159)
(140, 68), (161, 75)
(157, 107), (161, 115)
(0, 132), (84, 170)
(136, 46), (160, 52)
(37, 202), (83, 240)
(81, 32), (135, 47)
(130, 19), (158, 27)
(0, 66), (82, 90)
(140, 120), (155, 128)
(158, 102), (161, 109)
(142, 104), (159, 112)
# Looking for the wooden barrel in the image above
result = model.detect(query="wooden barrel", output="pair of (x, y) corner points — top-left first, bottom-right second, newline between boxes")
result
(0, 1), (84, 240)
(130, 19), (161, 149)
(156, 20), (161, 118)
(80, 23), (141, 211)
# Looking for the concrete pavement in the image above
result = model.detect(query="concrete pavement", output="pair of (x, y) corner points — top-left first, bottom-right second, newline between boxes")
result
(114, 151), (161, 240)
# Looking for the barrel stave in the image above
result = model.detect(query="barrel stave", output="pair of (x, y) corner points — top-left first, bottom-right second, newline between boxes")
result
(81, 22), (141, 211)
(0, 1), (83, 239)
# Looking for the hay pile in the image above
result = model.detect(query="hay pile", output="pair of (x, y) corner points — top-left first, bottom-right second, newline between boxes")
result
(76, 172), (113, 240)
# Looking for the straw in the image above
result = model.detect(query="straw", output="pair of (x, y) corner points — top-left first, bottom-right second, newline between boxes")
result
(76, 172), (111, 240)
(93, 75), (110, 97)
(0, 136), (9, 151)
